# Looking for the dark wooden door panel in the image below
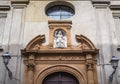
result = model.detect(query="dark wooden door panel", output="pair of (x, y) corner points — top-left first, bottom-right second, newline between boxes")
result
(43, 72), (79, 84)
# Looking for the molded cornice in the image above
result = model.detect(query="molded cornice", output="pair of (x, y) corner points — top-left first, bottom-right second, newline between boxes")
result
(110, 5), (120, 10)
(11, 0), (29, 8)
(0, 5), (10, 10)
(11, 0), (29, 4)
(92, 0), (110, 8)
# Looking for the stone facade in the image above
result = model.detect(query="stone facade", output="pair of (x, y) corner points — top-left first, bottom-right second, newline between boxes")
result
(0, 0), (120, 84)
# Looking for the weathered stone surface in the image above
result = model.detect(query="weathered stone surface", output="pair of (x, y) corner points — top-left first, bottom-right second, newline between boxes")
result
(0, 0), (120, 84)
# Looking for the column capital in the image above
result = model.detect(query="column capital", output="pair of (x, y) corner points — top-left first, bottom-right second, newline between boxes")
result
(0, 13), (7, 18)
(92, 0), (110, 8)
(113, 13), (120, 18)
(26, 63), (35, 71)
(11, 0), (29, 8)
(87, 64), (93, 71)
(0, 5), (10, 10)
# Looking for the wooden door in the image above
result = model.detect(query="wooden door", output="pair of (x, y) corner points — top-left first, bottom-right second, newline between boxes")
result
(43, 72), (79, 84)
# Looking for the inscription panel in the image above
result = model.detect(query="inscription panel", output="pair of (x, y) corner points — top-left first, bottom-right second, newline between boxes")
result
(36, 54), (85, 61)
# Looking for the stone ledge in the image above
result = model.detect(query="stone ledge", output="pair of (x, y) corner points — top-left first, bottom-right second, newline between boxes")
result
(92, 0), (110, 4)
(11, 0), (29, 4)
(11, 0), (29, 8)
(113, 13), (120, 18)
(0, 5), (10, 10)
(110, 5), (120, 10)
(117, 45), (120, 51)
(92, 0), (110, 8)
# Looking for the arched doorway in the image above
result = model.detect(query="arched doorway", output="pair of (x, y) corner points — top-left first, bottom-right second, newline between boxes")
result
(42, 72), (79, 84)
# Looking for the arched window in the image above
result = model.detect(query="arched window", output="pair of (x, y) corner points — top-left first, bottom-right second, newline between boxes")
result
(45, 1), (75, 20)
(42, 72), (79, 84)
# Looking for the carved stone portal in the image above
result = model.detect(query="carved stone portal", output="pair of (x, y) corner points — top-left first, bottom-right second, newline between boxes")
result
(21, 21), (99, 84)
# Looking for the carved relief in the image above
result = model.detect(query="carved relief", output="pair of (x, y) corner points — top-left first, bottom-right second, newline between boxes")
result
(27, 63), (35, 71)
(32, 44), (41, 50)
(54, 29), (67, 48)
(21, 21), (99, 84)
(49, 20), (72, 48)
(38, 55), (85, 61)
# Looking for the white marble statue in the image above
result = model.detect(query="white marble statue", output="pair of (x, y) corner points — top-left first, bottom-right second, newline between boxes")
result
(54, 30), (67, 48)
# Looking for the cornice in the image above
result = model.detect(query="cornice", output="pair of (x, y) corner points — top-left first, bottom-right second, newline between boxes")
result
(92, 0), (110, 8)
(11, 0), (29, 4)
(0, 5), (10, 10)
(11, 0), (29, 8)
(112, 13), (120, 18)
(110, 5), (120, 10)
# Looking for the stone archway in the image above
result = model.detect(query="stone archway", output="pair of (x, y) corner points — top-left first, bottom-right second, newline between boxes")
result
(42, 72), (79, 84)
(21, 34), (99, 84)
(34, 65), (87, 84)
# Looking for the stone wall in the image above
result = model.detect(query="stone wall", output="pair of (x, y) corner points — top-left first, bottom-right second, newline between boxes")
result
(0, 0), (120, 84)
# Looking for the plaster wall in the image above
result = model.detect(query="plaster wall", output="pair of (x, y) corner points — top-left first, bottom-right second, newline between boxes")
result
(0, 0), (120, 84)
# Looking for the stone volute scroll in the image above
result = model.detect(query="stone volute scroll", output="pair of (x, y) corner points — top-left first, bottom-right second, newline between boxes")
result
(25, 35), (45, 50)
(75, 35), (97, 50)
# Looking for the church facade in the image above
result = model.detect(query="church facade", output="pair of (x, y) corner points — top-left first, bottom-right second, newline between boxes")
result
(0, 0), (120, 84)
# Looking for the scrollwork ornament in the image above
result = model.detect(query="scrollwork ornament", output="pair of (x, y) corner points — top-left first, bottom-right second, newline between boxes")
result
(27, 63), (35, 71)
(87, 63), (93, 71)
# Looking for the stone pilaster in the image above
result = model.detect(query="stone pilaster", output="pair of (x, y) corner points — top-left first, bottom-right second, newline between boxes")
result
(110, 4), (120, 84)
(26, 54), (35, 84)
(86, 54), (94, 84)
(9, 0), (29, 54)
(27, 63), (35, 84)
(93, 1), (111, 84)
(110, 6), (120, 51)
(0, 13), (7, 49)
(0, 4), (10, 84)
(87, 64), (94, 84)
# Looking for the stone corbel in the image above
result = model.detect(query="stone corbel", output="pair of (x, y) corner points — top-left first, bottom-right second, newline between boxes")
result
(27, 63), (35, 71)
(25, 54), (36, 71)
(11, 0), (29, 8)
(92, 0), (110, 8)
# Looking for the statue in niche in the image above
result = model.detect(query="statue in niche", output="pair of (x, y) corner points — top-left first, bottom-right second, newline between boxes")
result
(54, 29), (67, 48)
